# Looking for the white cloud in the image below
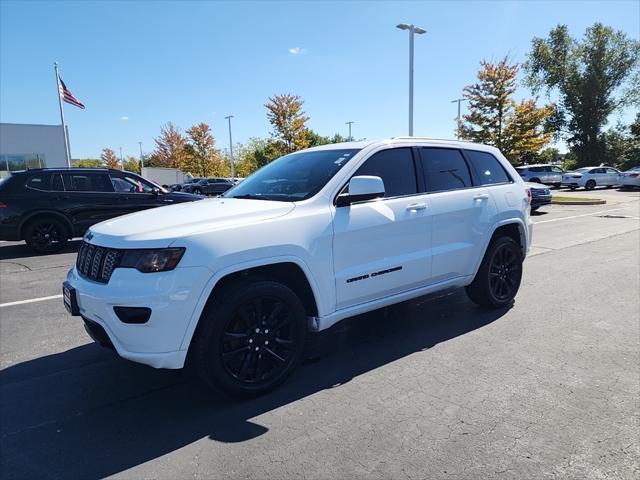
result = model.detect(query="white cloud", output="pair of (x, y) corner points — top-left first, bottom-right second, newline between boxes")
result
(120, 116), (129, 121)
(288, 47), (307, 55)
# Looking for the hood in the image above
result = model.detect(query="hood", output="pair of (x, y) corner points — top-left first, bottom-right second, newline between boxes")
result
(87, 198), (295, 248)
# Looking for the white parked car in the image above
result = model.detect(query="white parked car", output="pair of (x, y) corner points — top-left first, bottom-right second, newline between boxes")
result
(63, 138), (533, 396)
(561, 166), (620, 190)
(618, 167), (640, 188)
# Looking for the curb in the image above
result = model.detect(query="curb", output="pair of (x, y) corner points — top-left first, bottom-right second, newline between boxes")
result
(551, 199), (606, 206)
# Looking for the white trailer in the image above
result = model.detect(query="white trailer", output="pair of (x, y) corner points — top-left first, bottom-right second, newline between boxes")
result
(141, 167), (191, 187)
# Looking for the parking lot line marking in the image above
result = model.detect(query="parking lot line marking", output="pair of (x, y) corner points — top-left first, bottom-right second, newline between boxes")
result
(534, 206), (629, 225)
(0, 294), (63, 308)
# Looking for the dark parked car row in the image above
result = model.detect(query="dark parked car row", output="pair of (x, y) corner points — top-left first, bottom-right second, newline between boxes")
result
(170, 177), (234, 196)
(0, 168), (203, 253)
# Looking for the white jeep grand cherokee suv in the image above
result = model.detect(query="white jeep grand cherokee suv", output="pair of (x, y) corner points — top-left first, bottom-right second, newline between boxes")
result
(64, 138), (533, 396)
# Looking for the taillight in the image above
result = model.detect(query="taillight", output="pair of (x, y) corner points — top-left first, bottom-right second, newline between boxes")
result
(0, 201), (6, 208)
(526, 188), (532, 204)
(630, 173), (639, 178)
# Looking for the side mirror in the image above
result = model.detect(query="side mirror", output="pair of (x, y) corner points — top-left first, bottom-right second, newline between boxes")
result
(152, 187), (161, 195)
(336, 175), (385, 207)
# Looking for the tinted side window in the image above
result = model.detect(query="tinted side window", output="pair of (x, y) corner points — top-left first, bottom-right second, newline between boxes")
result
(62, 173), (114, 192)
(420, 148), (472, 192)
(551, 166), (564, 173)
(465, 150), (511, 185)
(51, 174), (64, 191)
(529, 166), (544, 172)
(354, 148), (417, 197)
(26, 173), (52, 191)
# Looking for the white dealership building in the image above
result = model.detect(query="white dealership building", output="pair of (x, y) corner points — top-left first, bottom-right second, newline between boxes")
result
(0, 123), (69, 177)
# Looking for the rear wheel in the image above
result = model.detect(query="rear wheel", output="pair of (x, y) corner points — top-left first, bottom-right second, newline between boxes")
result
(24, 217), (69, 254)
(194, 279), (307, 397)
(193, 188), (203, 195)
(585, 179), (596, 190)
(466, 236), (523, 309)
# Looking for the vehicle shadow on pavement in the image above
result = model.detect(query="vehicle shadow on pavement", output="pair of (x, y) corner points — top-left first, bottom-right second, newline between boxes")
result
(0, 239), (82, 260)
(0, 290), (509, 479)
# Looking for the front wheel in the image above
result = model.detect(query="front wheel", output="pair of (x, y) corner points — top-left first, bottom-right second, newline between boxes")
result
(194, 280), (307, 397)
(24, 217), (69, 254)
(585, 180), (596, 190)
(466, 236), (523, 309)
(193, 188), (203, 195)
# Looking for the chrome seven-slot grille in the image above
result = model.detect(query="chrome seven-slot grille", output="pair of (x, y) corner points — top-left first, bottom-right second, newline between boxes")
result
(76, 241), (121, 283)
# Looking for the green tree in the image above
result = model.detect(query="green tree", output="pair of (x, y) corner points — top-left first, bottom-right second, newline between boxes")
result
(123, 156), (141, 174)
(183, 122), (222, 177)
(100, 148), (120, 169)
(525, 23), (640, 166)
(461, 57), (555, 162)
(461, 58), (518, 150)
(305, 129), (347, 147)
(148, 122), (188, 168)
(502, 99), (556, 163)
(73, 158), (102, 168)
(265, 94), (310, 154)
(601, 116), (640, 170)
(536, 147), (563, 164)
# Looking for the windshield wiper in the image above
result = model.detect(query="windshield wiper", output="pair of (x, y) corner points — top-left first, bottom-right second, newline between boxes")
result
(229, 193), (271, 200)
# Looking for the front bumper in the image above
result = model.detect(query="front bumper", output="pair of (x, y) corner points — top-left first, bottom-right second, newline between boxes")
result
(65, 264), (213, 369)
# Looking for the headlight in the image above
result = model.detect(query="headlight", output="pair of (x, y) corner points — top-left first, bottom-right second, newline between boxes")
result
(120, 248), (185, 273)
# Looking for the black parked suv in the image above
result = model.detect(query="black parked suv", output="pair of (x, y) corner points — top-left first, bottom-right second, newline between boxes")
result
(0, 168), (203, 254)
(184, 177), (234, 196)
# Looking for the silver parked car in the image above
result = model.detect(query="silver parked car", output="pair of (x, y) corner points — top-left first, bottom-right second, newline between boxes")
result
(515, 164), (564, 187)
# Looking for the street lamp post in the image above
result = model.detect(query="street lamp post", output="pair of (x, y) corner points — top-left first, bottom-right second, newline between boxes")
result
(396, 23), (426, 136)
(346, 121), (354, 141)
(138, 141), (144, 171)
(224, 115), (235, 180)
(451, 98), (467, 140)
(119, 147), (124, 170)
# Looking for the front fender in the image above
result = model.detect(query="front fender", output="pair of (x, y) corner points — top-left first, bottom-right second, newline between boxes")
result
(178, 255), (323, 352)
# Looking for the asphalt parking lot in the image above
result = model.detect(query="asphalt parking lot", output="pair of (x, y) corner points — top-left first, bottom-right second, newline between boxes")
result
(1, 188), (639, 479)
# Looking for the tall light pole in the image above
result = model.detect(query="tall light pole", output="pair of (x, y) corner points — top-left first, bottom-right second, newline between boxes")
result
(346, 121), (354, 141)
(396, 23), (426, 136)
(451, 98), (467, 140)
(138, 141), (144, 171)
(119, 147), (124, 170)
(224, 115), (235, 180)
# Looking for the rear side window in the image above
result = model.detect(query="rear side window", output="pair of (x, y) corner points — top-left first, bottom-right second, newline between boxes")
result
(420, 148), (472, 192)
(529, 166), (544, 172)
(51, 174), (64, 191)
(62, 173), (114, 192)
(354, 148), (417, 198)
(465, 150), (511, 185)
(26, 173), (52, 191)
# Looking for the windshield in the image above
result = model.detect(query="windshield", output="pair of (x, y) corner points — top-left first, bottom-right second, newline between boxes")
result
(575, 167), (591, 173)
(225, 148), (360, 201)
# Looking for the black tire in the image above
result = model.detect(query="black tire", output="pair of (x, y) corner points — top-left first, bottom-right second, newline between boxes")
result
(194, 279), (307, 397)
(553, 183), (561, 188)
(585, 179), (596, 190)
(24, 217), (69, 254)
(466, 236), (523, 309)
(569, 186), (577, 191)
(606, 185), (613, 189)
(531, 206), (539, 212)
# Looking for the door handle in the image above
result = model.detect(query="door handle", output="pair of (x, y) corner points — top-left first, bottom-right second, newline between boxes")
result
(473, 194), (490, 201)
(406, 203), (427, 211)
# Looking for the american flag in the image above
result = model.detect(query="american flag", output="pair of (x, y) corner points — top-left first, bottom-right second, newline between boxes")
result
(58, 76), (85, 109)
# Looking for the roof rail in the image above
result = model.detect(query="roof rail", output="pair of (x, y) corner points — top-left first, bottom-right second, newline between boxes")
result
(390, 136), (475, 143)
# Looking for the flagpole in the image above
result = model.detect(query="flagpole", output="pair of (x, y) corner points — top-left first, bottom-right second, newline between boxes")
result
(54, 62), (71, 167)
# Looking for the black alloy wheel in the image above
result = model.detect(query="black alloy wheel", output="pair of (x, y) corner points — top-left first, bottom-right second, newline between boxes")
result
(466, 236), (523, 309)
(585, 180), (596, 190)
(24, 218), (68, 254)
(488, 243), (520, 302)
(194, 280), (307, 396)
(220, 296), (298, 385)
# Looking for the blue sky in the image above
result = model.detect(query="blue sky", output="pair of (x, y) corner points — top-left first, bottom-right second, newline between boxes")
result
(1, 0), (638, 159)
